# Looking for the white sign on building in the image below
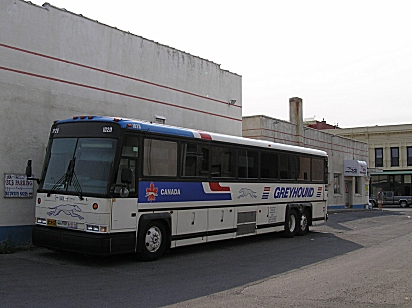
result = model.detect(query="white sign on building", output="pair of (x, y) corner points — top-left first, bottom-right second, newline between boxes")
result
(4, 174), (33, 198)
(344, 160), (368, 177)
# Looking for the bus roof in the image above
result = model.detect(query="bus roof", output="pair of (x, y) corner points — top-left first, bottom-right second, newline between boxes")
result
(55, 116), (327, 157)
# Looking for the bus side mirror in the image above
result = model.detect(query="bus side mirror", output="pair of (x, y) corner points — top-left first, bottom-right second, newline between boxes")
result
(120, 168), (132, 198)
(121, 168), (133, 184)
(26, 160), (33, 178)
(25, 160), (40, 184)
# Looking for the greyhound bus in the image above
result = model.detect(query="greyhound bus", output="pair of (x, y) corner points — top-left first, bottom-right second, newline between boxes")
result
(27, 116), (328, 261)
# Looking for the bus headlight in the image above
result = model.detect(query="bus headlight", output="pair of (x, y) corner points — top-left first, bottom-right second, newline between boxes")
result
(36, 217), (47, 225)
(86, 224), (108, 233)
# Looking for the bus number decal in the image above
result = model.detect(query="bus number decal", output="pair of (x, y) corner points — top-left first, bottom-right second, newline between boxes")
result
(102, 126), (113, 133)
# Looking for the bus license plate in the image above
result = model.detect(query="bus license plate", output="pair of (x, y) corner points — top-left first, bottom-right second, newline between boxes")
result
(67, 221), (77, 229)
(47, 219), (56, 227)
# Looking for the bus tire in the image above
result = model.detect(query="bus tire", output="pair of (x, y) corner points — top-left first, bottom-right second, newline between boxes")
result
(283, 209), (298, 238)
(138, 220), (168, 261)
(297, 209), (310, 236)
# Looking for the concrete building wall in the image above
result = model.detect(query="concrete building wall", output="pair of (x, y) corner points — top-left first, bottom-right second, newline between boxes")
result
(0, 0), (242, 246)
(324, 125), (412, 171)
(324, 124), (412, 197)
(243, 98), (369, 209)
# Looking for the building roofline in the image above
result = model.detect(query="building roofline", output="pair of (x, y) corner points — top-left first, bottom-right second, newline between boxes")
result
(22, 0), (240, 77)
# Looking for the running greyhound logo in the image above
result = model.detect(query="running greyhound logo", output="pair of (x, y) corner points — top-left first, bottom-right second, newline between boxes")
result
(238, 188), (257, 199)
(47, 204), (84, 220)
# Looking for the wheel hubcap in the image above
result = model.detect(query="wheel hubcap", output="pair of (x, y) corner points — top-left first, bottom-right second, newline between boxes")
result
(289, 215), (296, 232)
(145, 226), (162, 252)
(300, 214), (308, 231)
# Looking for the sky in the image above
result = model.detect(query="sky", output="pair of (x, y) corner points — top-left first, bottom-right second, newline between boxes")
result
(30, 0), (412, 128)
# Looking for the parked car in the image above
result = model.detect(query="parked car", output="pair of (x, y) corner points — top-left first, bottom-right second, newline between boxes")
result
(369, 191), (412, 208)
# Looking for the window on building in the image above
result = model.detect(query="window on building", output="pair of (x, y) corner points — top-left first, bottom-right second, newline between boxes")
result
(154, 114), (166, 124)
(407, 147), (412, 166)
(404, 175), (412, 196)
(389, 175), (402, 195)
(355, 177), (361, 194)
(370, 175), (388, 197)
(334, 173), (341, 194)
(391, 147), (399, 167)
(375, 148), (383, 167)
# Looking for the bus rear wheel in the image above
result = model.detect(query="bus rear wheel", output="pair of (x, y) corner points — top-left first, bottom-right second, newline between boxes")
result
(139, 221), (168, 261)
(283, 209), (297, 238)
(297, 210), (310, 236)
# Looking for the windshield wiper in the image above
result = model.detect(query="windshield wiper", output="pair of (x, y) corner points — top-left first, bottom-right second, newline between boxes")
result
(47, 172), (69, 197)
(47, 159), (83, 200)
(70, 171), (83, 200)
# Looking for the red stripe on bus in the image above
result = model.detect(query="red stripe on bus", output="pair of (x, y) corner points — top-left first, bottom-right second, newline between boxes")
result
(209, 182), (230, 192)
(199, 132), (212, 140)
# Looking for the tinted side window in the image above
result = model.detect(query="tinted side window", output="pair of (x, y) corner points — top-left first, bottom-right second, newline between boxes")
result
(238, 150), (259, 178)
(143, 139), (177, 176)
(298, 156), (311, 181)
(260, 152), (278, 179)
(182, 143), (209, 177)
(279, 153), (297, 180)
(211, 146), (236, 178)
(312, 158), (325, 182)
(115, 136), (139, 195)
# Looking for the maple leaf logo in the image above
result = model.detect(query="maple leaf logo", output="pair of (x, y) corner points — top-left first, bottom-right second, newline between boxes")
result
(145, 182), (158, 202)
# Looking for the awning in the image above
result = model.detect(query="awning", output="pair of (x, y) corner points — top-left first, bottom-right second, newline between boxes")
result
(370, 170), (412, 176)
(344, 160), (368, 177)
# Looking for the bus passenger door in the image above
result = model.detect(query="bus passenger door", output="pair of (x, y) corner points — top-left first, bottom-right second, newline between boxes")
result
(111, 135), (139, 230)
(111, 198), (138, 230)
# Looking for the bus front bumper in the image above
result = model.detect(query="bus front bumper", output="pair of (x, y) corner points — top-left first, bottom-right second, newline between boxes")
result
(32, 225), (136, 255)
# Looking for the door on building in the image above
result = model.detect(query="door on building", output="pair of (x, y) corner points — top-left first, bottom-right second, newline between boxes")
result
(345, 180), (352, 208)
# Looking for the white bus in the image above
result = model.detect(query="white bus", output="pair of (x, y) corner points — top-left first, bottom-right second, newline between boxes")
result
(27, 116), (328, 261)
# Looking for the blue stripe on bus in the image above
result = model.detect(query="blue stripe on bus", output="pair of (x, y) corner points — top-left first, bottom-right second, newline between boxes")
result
(125, 122), (195, 138)
(56, 117), (197, 138)
(139, 181), (232, 203)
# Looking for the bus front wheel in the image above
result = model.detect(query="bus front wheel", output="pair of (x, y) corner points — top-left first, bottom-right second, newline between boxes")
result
(138, 220), (168, 261)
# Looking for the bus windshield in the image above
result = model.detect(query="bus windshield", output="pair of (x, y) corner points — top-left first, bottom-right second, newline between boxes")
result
(40, 138), (117, 196)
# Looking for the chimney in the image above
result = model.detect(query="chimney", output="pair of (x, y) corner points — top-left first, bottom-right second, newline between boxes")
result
(289, 97), (304, 146)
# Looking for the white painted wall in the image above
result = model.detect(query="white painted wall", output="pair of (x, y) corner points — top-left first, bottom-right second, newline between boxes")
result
(0, 0), (242, 245)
